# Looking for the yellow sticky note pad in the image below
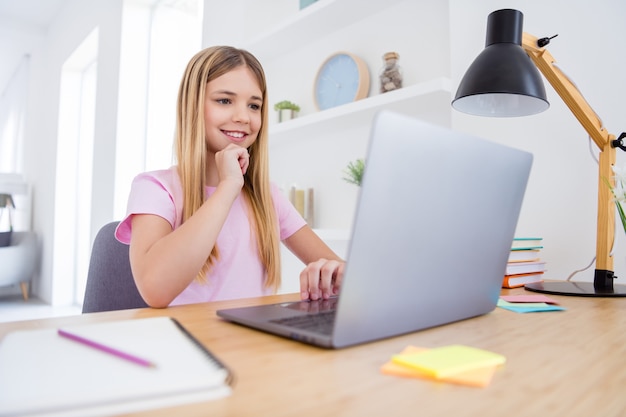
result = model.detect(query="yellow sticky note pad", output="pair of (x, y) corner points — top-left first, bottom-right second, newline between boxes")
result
(381, 346), (499, 387)
(381, 346), (430, 377)
(391, 345), (505, 380)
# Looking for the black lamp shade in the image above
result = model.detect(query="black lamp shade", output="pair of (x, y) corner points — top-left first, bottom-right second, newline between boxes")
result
(452, 9), (549, 117)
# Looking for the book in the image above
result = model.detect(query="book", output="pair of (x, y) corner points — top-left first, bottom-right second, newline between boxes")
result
(502, 272), (545, 288)
(500, 294), (559, 304)
(505, 261), (546, 275)
(0, 317), (232, 417)
(390, 344), (506, 379)
(508, 249), (541, 263)
(511, 237), (543, 250)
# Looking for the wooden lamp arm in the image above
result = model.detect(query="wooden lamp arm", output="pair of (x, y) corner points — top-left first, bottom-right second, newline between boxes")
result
(522, 32), (617, 278)
(522, 33), (613, 150)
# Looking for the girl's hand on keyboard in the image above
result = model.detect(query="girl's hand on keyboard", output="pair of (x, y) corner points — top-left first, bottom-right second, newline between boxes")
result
(299, 258), (345, 301)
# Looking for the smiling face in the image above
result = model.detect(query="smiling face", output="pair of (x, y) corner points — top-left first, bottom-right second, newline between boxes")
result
(203, 65), (263, 156)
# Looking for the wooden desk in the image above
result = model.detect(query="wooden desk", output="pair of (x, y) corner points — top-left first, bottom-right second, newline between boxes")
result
(1, 288), (624, 417)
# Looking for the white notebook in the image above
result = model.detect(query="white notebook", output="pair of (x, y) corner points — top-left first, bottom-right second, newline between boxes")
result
(0, 317), (232, 417)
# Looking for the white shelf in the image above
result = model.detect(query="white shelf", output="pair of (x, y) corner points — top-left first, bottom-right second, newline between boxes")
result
(245, 0), (409, 61)
(269, 77), (452, 146)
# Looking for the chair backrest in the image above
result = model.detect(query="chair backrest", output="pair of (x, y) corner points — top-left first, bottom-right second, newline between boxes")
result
(82, 221), (149, 313)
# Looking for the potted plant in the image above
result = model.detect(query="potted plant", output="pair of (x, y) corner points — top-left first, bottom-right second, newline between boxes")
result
(274, 100), (301, 123)
(343, 158), (365, 187)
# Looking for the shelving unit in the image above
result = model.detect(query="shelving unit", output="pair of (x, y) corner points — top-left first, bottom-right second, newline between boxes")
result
(224, 0), (454, 287)
(269, 77), (452, 147)
(229, 0), (452, 232)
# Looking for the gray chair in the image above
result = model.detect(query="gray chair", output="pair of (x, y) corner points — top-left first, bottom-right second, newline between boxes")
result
(82, 221), (149, 313)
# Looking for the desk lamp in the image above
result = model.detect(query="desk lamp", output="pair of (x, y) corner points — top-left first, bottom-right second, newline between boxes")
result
(452, 8), (626, 297)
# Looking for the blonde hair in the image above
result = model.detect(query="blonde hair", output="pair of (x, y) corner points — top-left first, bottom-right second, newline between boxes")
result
(175, 46), (281, 291)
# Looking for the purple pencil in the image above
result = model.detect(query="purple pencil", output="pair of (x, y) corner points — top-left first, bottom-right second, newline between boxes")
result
(58, 328), (156, 368)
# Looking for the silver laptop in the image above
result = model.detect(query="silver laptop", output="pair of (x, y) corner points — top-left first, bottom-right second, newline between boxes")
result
(217, 110), (533, 348)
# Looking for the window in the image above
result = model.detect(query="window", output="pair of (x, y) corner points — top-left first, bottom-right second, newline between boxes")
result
(114, 0), (203, 220)
(53, 28), (98, 305)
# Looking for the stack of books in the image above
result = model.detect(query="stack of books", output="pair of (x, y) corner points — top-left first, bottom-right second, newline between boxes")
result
(503, 237), (546, 288)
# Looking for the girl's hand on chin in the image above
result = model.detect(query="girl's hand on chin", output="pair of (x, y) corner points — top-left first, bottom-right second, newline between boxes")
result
(215, 144), (249, 186)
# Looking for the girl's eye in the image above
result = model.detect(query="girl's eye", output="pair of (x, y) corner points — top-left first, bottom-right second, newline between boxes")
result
(249, 103), (261, 111)
(216, 98), (231, 105)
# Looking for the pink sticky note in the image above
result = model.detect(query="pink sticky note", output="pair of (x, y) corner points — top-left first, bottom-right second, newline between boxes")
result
(501, 295), (559, 305)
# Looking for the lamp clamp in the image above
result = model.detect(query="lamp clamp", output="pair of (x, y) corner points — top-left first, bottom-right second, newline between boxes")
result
(611, 132), (626, 152)
(537, 34), (559, 48)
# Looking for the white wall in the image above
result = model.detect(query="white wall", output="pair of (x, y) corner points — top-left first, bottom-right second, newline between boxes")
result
(6, 0), (626, 303)
(19, 0), (123, 303)
(450, 0), (626, 283)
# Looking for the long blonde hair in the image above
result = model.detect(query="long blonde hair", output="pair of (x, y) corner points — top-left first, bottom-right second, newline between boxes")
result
(175, 46), (281, 291)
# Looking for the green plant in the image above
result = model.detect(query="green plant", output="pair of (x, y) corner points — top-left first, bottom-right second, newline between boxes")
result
(273, 100), (301, 112)
(343, 158), (365, 186)
(606, 165), (626, 236)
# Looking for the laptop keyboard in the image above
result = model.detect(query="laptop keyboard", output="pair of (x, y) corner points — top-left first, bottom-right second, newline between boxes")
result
(270, 310), (336, 335)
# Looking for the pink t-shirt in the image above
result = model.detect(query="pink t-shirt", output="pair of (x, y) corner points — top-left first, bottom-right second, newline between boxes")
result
(115, 167), (306, 306)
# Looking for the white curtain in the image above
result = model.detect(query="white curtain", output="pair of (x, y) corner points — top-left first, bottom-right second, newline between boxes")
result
(0, 54), (29, 173)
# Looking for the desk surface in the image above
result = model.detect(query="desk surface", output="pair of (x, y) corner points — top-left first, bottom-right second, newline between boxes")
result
(1, 288), (625, 417)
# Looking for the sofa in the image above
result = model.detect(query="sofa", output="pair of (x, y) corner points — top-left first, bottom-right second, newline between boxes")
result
(0, 231), (37, 300)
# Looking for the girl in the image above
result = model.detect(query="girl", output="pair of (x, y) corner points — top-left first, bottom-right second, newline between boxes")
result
(115, 46), (345, 308)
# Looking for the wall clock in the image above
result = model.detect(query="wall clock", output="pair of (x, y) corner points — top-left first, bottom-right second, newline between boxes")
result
(314, 52), (370, 111)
